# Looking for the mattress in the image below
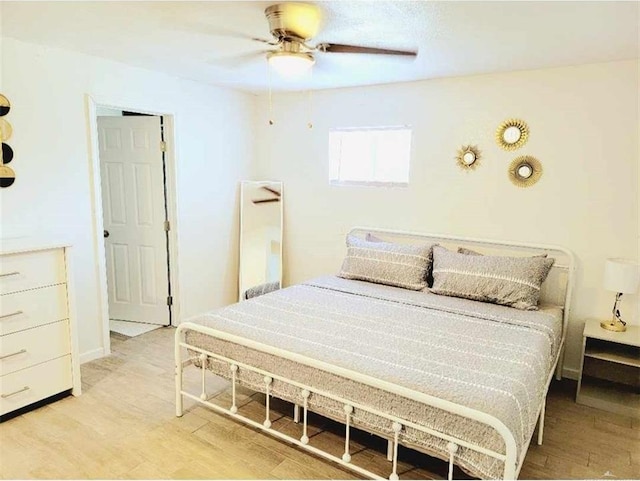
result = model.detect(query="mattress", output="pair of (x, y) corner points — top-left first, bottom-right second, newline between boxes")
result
(185, 276), (563, 479)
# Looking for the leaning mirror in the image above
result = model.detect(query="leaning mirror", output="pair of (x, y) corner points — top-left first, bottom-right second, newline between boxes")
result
(508, 155), (542, 188)
(239, 181), (283, 301)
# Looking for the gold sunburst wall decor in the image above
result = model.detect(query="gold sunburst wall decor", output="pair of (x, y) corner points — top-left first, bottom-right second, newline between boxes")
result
(508, 155), (542, 188)
(456, 145), (481, 171)
(496, 118), (529, 151)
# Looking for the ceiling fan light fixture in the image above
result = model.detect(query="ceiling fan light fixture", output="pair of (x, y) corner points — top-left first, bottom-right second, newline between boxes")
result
(267, 51), (315, 79)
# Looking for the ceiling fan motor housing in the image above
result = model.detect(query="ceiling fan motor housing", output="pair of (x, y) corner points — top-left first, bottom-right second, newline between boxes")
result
(265, 3), (321, 42)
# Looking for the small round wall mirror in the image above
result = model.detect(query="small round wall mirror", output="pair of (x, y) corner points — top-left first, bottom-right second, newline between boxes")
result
(496, 119), (529, 151)
(509, 155), (542, 188)
(503, 126), (522, 144)
(463, 152), (476, 164)
(456, 145), (481, 171)
(517, 164), (533, 178)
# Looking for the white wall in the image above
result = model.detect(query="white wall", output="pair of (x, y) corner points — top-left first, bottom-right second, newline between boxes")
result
(0, 38), (256, 361)
(95, 106), (122, 116)
(255, 60), (639, 377)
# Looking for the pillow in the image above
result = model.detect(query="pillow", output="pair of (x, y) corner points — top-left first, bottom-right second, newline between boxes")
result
(431, 246), (554, 310)
(366, 233), (384, 243)
(457, 247), (482, 256)
(457, 246), (548, 258)
(338, 234), (434, 290)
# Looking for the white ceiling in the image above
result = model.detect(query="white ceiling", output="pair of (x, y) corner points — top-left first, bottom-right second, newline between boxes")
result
(2, 1), (638, 93)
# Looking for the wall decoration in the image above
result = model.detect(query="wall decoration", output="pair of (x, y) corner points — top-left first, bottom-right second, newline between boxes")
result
(0, 95), (10, 117)
(0, 94), (14, 188)
(2, 144), (13, 164)
(508, 155), (542, 188)
(0, 164), (15, 188)
(0, 140), (16, 187)
(496, 118), (529, 151)
(0, 118), (12, 142)
(455, 145), (481, 171)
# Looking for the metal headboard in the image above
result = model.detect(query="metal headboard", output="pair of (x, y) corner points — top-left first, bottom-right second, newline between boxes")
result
(348, 226), (576, 367)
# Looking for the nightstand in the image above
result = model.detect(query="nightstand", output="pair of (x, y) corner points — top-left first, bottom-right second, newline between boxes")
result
(576, 319), (639, 418)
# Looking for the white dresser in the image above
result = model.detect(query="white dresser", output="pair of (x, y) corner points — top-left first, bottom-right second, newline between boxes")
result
(0, 241), (81, 417)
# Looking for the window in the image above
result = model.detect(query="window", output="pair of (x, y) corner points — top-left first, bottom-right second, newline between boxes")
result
(329, 126), (412, 186)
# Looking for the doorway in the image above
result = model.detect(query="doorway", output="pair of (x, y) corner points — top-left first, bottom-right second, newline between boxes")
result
(96, 107), (173, 337)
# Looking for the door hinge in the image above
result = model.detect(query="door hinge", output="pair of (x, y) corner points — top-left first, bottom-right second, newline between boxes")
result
(167, 295), (173, 306)
(160, 141), (167, 152)
(164, 220), (170, 232)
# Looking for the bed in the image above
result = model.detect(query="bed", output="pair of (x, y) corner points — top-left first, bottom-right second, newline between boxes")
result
(175, 227), (574, 480)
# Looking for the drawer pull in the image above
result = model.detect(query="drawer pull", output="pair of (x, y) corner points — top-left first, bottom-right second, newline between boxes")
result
(0, 271), (20, 278)
(1, 386), (30, 399)
(0, 349), (27, 360)
(0, 310), (23, 320)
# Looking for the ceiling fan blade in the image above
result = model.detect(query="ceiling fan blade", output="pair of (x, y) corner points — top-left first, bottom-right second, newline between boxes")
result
(250, 36), (278, 45)
(319, 43), (417, 56)
(210, 50), (269, 69)
(253, 198), (280, 204)
(177, 22), (276, 45)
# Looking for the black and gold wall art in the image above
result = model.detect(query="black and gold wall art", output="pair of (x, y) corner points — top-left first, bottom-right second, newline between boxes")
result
(0, 95), (10, 117)
(0, 93), (15, 188)
(0, 118), (12, 142)
(2, 143), (13, 164)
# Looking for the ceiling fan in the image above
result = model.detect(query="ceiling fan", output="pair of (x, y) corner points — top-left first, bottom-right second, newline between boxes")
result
(219, 2), (418, 78)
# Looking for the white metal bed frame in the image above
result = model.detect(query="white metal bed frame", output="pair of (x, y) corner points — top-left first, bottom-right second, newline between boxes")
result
(175, 227), (575, 480)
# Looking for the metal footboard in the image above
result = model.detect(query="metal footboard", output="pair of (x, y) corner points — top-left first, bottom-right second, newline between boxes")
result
(175, 322), (521, 480)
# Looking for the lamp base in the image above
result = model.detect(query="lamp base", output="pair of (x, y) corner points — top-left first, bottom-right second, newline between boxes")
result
(600, 320), (627, 332)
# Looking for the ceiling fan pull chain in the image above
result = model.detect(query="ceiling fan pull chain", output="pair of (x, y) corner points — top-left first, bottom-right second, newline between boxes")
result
(268, 61), (275, 126)
(307, 89), (313, 129)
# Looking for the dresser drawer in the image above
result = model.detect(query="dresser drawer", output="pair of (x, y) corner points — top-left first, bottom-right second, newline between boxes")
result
(0, 284), (68, 336)
(0, 249), (66, 295)
(0, 355), (72, 416)
(0, 320), (71, 376)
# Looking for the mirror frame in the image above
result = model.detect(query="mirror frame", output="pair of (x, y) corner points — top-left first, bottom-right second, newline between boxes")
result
(238, 180), (284, 301)
(495, 118), (529, 151)
(455, 144), (482, 171)
(508, 155), (543, 188)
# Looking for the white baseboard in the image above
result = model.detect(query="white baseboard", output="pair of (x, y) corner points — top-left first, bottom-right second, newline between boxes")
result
(80, 347), (107, 364)
(561, 366), (580, 381)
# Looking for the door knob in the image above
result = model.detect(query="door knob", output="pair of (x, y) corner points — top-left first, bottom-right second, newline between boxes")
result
(104, 230), (110, 238)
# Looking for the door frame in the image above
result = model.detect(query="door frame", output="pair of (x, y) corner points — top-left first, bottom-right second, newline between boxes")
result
(85, 94), (181, 359)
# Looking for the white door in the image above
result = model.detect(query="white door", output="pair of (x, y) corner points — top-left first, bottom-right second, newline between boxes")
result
(98, 116), (169, 325)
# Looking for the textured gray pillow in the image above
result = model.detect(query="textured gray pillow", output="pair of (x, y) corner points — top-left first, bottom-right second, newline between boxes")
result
(431, 246), (555, 310)
(366, 233), (384, 242)
(339, 235), (434, 290)
(457, 247), (483, 255)
(457, 246), (548, 258)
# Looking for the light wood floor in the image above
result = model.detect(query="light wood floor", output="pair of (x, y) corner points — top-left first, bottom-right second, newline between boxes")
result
(1, 327), (638, 480)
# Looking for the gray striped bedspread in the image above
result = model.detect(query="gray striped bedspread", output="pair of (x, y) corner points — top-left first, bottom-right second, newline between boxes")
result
(185, 276), (562, 479)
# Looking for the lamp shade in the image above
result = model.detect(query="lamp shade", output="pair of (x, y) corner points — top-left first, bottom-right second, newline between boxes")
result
(604, 258), (640, 294)
(267, 52), (314, 79)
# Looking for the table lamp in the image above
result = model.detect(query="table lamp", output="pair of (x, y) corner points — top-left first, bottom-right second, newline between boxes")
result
(601, 258), (640, 332)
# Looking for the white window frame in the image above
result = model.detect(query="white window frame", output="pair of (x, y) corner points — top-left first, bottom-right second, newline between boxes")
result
(328, 125), (412, 187)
